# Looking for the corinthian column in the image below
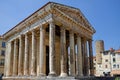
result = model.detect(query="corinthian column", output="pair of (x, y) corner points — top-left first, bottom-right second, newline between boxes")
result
(31, 30), (36, 76)
(88, 39), (94, 76)
(83, 38), (88, 76)
(24, 34), (29, 75)
(77, 35), (83, 76)
(18, 35), (24, 76)
(39, 25), (46, 76)
(48, 20), (56, 76)
(6, 42), (13, 76)
(69, 31), (75, 76)
(60, 27), (67, 77)
(13, 39), (18, 76)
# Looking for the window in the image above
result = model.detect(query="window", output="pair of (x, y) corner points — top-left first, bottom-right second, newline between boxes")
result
(113, 64), (116, 68)
(105, 65), (108, 68)
(113, 58), (116, 62)
(117, 64), (119, 68)
(105, 59), (108, 62)
(103, 52), (108, 55)
(112, 53), (115, 56)
(2, 42), (6, 48)
(0, 59), (4, 66)
(1, 50), (5, 56)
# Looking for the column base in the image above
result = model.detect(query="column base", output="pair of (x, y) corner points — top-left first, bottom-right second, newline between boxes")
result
(18, 73), (23, 76)
(24, 72), (29, 76)
(60, 73), (68, 77)
(30, 73), (36, 76)
(48, 72), (56, 77)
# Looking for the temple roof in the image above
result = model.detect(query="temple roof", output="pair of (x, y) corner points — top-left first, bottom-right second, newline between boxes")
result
(3, 2), (95, 39)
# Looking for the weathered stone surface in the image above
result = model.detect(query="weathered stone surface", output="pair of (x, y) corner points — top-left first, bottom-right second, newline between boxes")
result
(48, 20), (56, 76)
(76, 35), (83, 76)
(4, 76), (114, 80)
(24, 34), (29, 75)
(18, 35), (24, 76)
(3, 2), (95, 80)
(39, 25), (46, 76)
(69, 31), (75, 76)
(31, 30), (36, 75)
(60, 27), (67, 77)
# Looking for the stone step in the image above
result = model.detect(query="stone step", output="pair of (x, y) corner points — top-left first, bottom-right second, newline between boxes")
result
(3, 76), (97, 80)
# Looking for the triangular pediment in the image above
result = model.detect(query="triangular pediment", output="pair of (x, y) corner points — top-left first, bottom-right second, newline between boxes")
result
(50, 2), (95, 33)
(52, 3), (82, 23)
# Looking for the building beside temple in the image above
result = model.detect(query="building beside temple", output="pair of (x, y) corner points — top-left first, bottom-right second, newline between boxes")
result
(0, 36), (6, 75)
(95, 40), (120, 76)
(93, 56), (96, 75)
(3, 2), (95, 80)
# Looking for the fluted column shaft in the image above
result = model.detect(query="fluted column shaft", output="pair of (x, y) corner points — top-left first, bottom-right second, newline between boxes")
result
(83, 39), (88, 76)
(81, 40), (85, 75)
(13, 39), (18, 76)
(60, 27), (67, 77)
(6, 42), (13, 76)
(49, 21), (56, 76)
(31, 30), (36, 75)
(88, 40), (94, 76)
(18, 35), (24, 76)
(24, 34), (29, 75)
(69, 31), (75, 76)
(39, 25), (46, 76)
(77, 35), (83, 76)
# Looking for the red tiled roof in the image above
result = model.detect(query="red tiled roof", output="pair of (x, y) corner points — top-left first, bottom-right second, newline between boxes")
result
(115, 49), (120, 53)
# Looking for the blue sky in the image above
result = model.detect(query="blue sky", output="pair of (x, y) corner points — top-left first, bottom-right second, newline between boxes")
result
(0, 0), (120, 55)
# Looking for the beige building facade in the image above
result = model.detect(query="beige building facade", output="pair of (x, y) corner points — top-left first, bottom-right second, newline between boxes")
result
(95, 40), (120, 76)
(3, 2), (95, 79)
(93, 56), (96, 75)
(95, 48), (120, 76)
(0, 36), (6, 75)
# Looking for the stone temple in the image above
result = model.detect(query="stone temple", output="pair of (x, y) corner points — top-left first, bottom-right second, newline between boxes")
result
(3, 2), (95, 80)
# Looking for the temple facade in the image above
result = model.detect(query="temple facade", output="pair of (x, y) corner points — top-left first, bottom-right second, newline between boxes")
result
(3, 2), (95, 80)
